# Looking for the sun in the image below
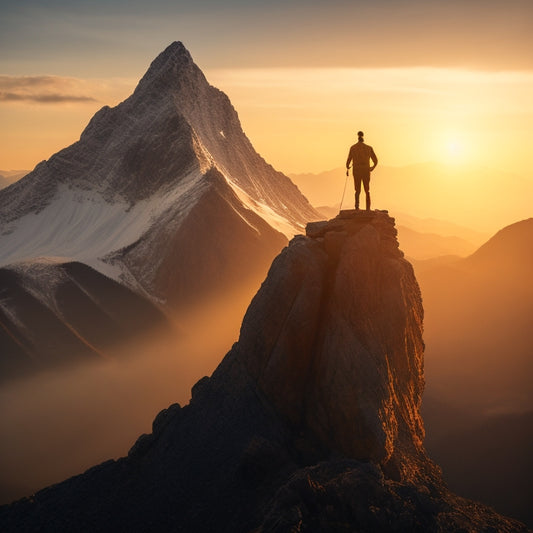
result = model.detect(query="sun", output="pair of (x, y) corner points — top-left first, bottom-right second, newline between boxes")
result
(446, 140), (464, 159)
(434, 130), (475, 166)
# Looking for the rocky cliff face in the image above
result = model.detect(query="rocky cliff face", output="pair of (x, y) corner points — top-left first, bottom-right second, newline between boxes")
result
(1, 210), (528, 532)
(236, 210), (428, 482)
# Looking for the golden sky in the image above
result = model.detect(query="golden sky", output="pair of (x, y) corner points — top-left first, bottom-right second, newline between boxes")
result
(1, 0), (532, 227)
(2, 66), (532, 177)
(209, 67), (533, 176)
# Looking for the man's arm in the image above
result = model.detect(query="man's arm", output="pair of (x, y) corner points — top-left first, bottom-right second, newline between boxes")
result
(346, 147), (353, 175)
(370, 148), (378, 171)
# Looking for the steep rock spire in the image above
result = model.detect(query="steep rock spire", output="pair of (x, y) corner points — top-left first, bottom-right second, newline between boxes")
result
(132, 41), (207, 103)
(234, 210), (429, 481)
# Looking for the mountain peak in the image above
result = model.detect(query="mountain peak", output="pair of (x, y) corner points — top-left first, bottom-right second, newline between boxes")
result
(133, 40), (205, 100)
(150, 41), (194, 71)
(0, 40), (318, 381)
(465, 217), (533, 276)
(164, 40), (190, 55)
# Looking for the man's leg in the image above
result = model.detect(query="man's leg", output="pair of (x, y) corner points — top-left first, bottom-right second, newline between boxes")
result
(354, 175), (362, 209)
(363, 176), (371, 210)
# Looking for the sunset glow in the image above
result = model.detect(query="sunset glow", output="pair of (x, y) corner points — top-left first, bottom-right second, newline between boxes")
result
(207, 67), (533, 176)
(1, 0), (531, 231)
(2, 68), (532, 176)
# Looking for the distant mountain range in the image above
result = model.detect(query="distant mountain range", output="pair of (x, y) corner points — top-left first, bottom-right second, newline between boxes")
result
(419, 217), (533, 413)
(290, 163), (532, 234)
(419, 217), (533, 526)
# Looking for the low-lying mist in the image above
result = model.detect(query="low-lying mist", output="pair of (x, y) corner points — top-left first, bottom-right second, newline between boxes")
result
(419, 267), (533, 415)
(0, 283), (257, 505)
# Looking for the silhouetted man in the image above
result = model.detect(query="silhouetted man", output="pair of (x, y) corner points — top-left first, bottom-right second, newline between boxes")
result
(346, 131), (378, 210)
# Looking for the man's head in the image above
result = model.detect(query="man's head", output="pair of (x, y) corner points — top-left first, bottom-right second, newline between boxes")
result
(357, 131), (364, 141)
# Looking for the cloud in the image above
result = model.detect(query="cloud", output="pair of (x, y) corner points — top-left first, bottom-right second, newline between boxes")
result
(0, 76), (98, 104)
(0, 92), (97, 103)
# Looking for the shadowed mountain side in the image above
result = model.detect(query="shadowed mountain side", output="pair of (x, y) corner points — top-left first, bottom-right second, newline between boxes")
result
(418, 218), (533, 527)
(423, 397), (533, 527)
(0, 261), (171, 382)
(1, 211), (527, 533)
(419, 218), (533, 414)
(113, 167), (288, 309)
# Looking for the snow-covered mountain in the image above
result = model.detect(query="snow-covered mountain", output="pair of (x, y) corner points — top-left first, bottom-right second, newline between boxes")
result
(0, 42), (317, 293)
(0, 41), (319, 376)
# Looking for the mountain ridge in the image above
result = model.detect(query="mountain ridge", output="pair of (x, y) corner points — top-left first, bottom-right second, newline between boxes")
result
(418, 217), (533, 525)
(0, 259), (171, 381)
(463, 217), (533, 275)
(0, 41), (317, 262)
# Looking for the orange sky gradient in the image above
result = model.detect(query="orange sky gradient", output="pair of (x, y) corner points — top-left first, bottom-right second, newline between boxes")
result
(2, 67), (532, 174)
(1, 0), (531, 232)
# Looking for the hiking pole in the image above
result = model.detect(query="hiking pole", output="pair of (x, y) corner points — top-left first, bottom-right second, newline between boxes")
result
(339, 167), (350, 213)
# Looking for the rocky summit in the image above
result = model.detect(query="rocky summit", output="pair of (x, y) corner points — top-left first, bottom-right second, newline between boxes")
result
(238, 210), (429, 482)
(0, 211), (528, 533)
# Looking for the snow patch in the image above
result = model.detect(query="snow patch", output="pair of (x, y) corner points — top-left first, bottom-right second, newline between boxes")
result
(0, 169), (205, 285)
(219, 171), (304, 238)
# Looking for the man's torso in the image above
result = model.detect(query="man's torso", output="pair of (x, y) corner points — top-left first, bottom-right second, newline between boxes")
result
(349, 142), (374, 167)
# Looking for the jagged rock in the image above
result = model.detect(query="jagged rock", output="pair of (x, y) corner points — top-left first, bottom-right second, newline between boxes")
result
(240, 211), (424, 480)
(152, 403), (182, 435)
(257, 459), (526, 533)
(0, 212), (528, 533)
